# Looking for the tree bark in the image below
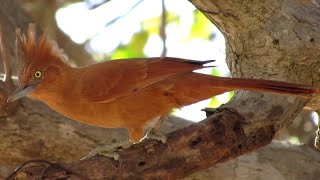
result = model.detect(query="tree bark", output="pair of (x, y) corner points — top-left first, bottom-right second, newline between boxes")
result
(0, 0), (320, 179)
(187, 141), (320, 180)
(6, 108), (275, 179)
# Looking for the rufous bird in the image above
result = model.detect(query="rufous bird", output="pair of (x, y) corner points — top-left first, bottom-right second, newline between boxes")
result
(7, 25), (320, 157)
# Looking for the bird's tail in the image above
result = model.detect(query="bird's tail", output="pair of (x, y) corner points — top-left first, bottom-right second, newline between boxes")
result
(169, 73), (319, 107)
(210, 76), (319, 96)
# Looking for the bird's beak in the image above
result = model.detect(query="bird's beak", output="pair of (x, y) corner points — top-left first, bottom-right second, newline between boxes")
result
(7, 85), (36, 102)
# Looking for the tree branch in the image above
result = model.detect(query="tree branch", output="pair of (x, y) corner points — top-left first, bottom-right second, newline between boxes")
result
(187, 141), (320, 180)
(11, 108), (275, 179)
(160, 0), (167, 57)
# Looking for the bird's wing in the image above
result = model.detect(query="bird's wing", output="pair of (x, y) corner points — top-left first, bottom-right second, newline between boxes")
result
(80, 57), (214, 103)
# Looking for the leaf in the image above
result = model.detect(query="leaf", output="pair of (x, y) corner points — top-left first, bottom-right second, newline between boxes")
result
(189, 11), (213, 40)
(211, 67), (221, 76)
(142, 11), (180, 35)
(111, 31), (148, 59)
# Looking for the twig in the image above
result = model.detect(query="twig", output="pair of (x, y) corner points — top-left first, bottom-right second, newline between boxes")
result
(0, 24), (14, 90)
(83, 0), (144, 44)
(104, 0), (143, 28)
(160, 0), (167, 57)
(315, 110), (320, 150)
(85, 0), (111, 10)
(5, 159), (89, 180)
(0, 73), (18, 80)
(39, 165), (52, 180)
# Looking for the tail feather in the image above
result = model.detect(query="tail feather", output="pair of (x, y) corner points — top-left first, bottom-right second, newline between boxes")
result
(168, 73), (319, 107)
(213, 76), (319, 96)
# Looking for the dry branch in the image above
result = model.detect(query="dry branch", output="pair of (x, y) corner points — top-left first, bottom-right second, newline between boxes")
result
(10, 108), (274, 179)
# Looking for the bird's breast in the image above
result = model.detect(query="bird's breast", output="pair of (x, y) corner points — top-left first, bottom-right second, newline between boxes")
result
(45, 100), (126, 128)
(38, 86), (177, 130)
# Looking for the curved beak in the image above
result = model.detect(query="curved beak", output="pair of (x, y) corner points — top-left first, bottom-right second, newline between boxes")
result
(7, 85), (36, 102)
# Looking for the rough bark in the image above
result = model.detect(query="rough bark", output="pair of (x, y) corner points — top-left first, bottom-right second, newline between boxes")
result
(7, 108), (275, 179)
(187, 141), (320, 180)
(0, 0), (320, 179)
(0, 99), (193, 179)
(190, 1), (320, 160)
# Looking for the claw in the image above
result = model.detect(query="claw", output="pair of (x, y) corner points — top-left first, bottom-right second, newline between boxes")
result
(140, 128), (167, 143)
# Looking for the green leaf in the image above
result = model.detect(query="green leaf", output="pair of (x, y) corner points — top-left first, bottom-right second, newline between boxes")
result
(211, 67), (221, 76)
(111, 31), (148, 59)
(189, 10), (213, 40)
(142, 11), (180, 35)
(209, 97), (221, 108)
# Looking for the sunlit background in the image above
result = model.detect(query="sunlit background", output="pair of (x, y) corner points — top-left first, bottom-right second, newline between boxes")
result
(55, 0), (233, 122)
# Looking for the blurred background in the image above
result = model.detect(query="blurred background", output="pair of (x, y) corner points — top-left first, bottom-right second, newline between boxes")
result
(21, 0), (319, 149)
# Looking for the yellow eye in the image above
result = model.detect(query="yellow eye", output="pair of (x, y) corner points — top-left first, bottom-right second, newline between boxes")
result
(34, 70), (42, 78)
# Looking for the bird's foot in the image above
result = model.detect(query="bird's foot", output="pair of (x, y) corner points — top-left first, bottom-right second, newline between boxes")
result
(140, 128), (167, 143)
(81, 140), (132, 161)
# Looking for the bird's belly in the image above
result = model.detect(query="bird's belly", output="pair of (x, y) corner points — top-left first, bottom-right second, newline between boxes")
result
(44, 89), (176, 129)
(46, 102), (126, 128)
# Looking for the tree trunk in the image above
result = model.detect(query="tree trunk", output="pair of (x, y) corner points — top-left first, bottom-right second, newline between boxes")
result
(0, 0), (320, 179)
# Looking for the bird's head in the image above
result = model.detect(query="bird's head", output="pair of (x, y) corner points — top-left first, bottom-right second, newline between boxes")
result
(7, 24), (69, 102)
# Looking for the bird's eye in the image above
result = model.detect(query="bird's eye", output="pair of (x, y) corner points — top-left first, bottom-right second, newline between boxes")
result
(34, 70), (42, 79)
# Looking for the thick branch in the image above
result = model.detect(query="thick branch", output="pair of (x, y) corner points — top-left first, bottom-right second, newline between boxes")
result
(0, 99), (194, 179)
(187, 141), (320, 180)
(13, 108), (275, 179)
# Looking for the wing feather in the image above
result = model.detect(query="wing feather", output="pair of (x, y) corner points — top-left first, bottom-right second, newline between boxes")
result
(80, 57), (214, 103)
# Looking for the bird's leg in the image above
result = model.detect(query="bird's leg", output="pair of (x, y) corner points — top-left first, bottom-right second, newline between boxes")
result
(82, 127), (146, 160)
(81, 140), (132, 161)
(140, 115), (167, 143)
(142, 128), (167, 143)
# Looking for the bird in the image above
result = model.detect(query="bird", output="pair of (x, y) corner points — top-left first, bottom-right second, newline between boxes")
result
(7, 24), (320, 158)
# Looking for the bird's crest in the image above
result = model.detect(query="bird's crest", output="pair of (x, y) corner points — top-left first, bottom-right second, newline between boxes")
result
(15, 24), (68, 67)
